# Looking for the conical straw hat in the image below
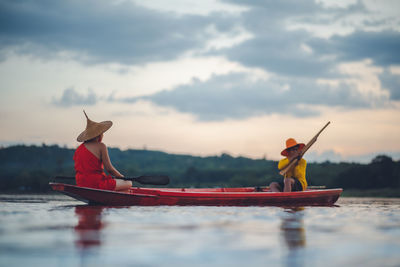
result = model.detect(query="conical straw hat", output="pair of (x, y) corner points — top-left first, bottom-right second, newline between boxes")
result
(77, 110), (112, 142)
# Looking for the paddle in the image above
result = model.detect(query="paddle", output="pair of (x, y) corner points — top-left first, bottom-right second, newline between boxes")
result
(55, 175), (170, 185)
(279, 121), (331, 176)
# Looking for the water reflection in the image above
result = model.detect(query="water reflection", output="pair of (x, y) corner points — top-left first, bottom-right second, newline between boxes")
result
(281, 207), (306, 248)
(280, 207), (306, 267)
(74, 205), (105, 249)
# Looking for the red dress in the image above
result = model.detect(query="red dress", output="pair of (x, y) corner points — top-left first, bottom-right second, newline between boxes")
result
(73, 143), (116, 190)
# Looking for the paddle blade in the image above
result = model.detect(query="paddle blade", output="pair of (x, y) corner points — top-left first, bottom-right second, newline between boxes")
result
(130, 175), (170, 185)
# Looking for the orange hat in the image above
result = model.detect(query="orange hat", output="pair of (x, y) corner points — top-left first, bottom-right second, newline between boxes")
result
(76, 110), (112, 142)
(281, 138), (305, 157)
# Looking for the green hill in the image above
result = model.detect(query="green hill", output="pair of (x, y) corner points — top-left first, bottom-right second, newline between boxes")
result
(0, 144), (399, 196)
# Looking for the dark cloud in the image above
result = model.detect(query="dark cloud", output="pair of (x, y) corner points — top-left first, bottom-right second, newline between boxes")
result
(379, 69), (400, 100)
(116, 72), (385, 121)
(52, 87), (97, 107)
(220, 0), (399, 78)
(225, 32), (338, 78)
(0, 0), (232, 64)
(217, 1), (336, 78)
(1, 0), (398, 73)
(309, 30), (400, 67)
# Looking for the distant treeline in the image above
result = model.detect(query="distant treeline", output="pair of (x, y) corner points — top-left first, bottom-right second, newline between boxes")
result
(0, 144), (399, 193)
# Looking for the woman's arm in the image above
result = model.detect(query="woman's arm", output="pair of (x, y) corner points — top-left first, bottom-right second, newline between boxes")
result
(99, 143), (124, 178)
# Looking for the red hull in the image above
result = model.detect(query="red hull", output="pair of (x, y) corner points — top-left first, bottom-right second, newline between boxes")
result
(50, 183), (342, 206)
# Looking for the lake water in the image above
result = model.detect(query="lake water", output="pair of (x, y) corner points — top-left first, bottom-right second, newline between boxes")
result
(0, 195), (399, 267)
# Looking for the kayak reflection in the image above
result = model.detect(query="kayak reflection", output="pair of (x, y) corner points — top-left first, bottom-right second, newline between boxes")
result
(74, 205), (105, 249)
(280, 207), (306, 267)
(281, 207), (306, 248)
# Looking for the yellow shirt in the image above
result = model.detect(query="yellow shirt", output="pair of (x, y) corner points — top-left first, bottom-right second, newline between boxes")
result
(278, 158), (307, 190)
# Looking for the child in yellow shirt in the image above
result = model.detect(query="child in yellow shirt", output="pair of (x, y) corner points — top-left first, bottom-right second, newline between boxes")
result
(270, 138), (307, 192)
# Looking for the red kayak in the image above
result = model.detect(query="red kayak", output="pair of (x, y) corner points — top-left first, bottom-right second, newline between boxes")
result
(50, 183), (342, 206)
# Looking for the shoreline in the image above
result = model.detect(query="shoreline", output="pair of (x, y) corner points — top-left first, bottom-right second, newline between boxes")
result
(1, 188), (400, 198)
(340, 188), (400, 198)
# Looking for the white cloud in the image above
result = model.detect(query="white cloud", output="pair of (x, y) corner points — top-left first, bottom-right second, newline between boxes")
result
(131, 0), (248, 15)
(203, 25), (254, 51)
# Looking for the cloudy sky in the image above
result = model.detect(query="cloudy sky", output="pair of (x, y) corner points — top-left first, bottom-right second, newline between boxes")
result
(1, 0), (399, 163)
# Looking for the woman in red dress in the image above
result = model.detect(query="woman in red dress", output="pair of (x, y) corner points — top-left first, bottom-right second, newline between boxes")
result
(73, 111), (132, 191)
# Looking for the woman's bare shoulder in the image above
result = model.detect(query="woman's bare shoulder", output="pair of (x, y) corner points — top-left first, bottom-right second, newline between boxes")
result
(98, 142), (107, 149)
(94, 142), (107, 154)
(89, 142), (107, 151)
